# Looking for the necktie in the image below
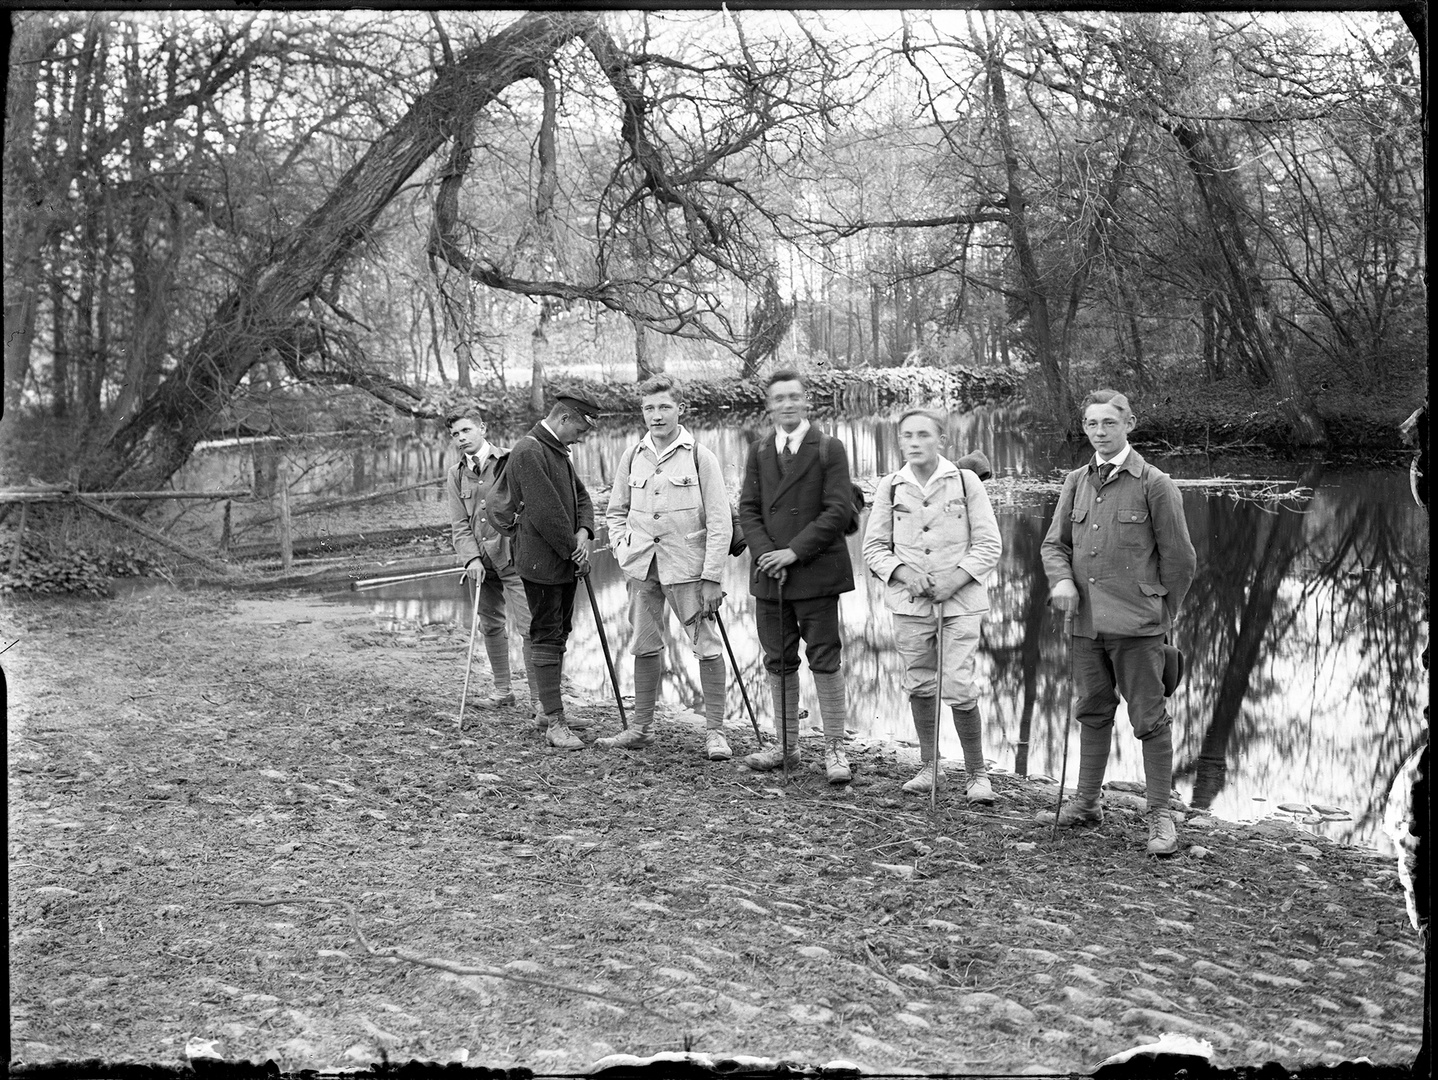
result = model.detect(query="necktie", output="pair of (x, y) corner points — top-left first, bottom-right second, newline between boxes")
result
(780, 438), (794, 475)
(1098, 462), (1115, 484)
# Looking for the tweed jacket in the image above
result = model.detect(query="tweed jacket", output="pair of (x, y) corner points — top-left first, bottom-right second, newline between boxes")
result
(862, 457), (1002, 617)
(445, 443), (513, 571)
(606, 427), (731, 585)
(738, 423), (856, 602)
(505, 422), (595, 585)
(1040, 448), (1197, 638)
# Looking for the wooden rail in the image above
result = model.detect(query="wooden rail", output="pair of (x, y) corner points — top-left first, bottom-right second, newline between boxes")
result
(0, 488), (252, 503)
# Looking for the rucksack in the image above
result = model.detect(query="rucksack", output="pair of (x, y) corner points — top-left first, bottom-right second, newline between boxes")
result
(485, 443), (526, 538)
(821, 435), (867, 535)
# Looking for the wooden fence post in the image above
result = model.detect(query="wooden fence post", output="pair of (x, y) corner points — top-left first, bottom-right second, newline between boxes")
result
(219, 500), (232, 556)
(9, 503), (28, 573)
(277, 460), (294, 573)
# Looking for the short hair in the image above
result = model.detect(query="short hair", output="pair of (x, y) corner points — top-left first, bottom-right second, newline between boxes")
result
(765, 368), (806, 393)
(1081, 388), (1133, 420)
(896, 408), (946, 435)
(444, 409), (485, 430)
(637, 375), (683, 403)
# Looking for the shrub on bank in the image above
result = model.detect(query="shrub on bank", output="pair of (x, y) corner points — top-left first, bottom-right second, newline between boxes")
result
(422, 364), (1021, 430)
(0, 545), (159, 597)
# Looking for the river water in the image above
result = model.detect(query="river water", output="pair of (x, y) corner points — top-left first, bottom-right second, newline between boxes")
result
(179, 409), (1429, 848)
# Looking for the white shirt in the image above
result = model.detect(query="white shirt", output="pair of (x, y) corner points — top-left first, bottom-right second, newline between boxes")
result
(896, 454), (959, 495)
(464, 440), (494, 473)
(641, 426), (693, 462)
(540, 419), (568, 453)
(1094, 444), (1132, 470)
(774, 419), (810, 456)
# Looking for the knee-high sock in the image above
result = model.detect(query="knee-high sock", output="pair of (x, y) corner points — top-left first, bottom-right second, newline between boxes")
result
(910, 695), (938, 763)
(951, 705), (987, 778)
(1076, 722), (1112, 799)
(812, 669), (848, 741)
(1140, 724), (1174, 811)
(633, 652), (663, 733)
(767, 671), (800, 745)
(520, 639), (540, 708)
(531, 643), (565, 719)
(482, 634), (511, 694)
(698, 656), (726, 729)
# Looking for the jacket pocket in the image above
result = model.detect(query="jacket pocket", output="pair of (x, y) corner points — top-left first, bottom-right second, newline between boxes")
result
(1118, 509), (1151, 549)
(1070, 506), (1088, 523)
(1138, 582), (1168, 597)
(664, 473), (701, 511)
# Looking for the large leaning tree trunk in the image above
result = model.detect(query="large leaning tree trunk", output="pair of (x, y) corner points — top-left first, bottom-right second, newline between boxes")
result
(80, 12), (596, 492)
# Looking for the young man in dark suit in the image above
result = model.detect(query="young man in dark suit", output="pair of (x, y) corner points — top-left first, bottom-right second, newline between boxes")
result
(496, 393), (600, 751)
(737, 370), (856, 783)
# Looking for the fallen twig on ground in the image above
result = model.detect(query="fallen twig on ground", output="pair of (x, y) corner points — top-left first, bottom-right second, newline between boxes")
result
(229, 894), (673, 1020)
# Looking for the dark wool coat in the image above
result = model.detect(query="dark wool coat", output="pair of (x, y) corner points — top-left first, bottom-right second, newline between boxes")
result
(506, 422), (595, 585)
(738, 424), (856, 602)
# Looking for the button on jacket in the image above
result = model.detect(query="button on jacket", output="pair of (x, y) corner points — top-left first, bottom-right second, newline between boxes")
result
(446, 444), (513, 570)
(738, 424), (856, 602)
(606, 427), (731, 585)
(505, 422), (595, 586)
(1040, 448), (1197, 638)
(862, 458), (1002, 617)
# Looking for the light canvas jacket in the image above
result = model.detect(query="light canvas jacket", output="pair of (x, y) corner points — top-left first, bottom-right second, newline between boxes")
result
(606, 427), (730, 585)
(446, 443), (512, 570)
(862, 456), (1002, 617)
(1040, 448), (1197, 638)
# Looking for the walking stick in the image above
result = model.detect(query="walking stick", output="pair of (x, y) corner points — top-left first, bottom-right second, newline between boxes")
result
(1053, 610), (1075, 841)
(777, 574), (789, 782)
(457, 570), (484, 731)
(583, 572), (629, 731)
(931, 602), (945, 819)
(714, 608), (764, 745)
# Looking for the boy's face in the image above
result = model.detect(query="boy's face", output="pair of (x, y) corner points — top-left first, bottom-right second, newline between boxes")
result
(1083, 402), (1135, 458)
(898, 416), (945, 469)
(641, 391), (681, 441)
(556, 409), (595, 446)
(766, 379), (807, 432)
(449, 417), (485, 455)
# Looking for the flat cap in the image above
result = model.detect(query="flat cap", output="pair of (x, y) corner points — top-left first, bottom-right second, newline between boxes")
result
(556, 393), (602, 425)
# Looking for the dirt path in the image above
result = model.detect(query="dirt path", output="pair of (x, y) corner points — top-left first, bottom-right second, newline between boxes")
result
(5, 589), (1424, 1074)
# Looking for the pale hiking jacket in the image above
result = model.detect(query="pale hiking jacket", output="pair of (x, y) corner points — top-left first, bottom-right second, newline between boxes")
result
(862, 457), (1003, 617)
(862, 457), (1000, 615)
(606, 427), (731, 585)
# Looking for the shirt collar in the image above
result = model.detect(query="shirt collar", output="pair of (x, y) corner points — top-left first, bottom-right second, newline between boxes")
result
(540, 419), (569, 453)
(774, 418), (810, 453)
(896, 455), (959, 493)
(1094, 444), (1133, 471)
(465, 440), (495, 470)
(642, 425), (694, 460)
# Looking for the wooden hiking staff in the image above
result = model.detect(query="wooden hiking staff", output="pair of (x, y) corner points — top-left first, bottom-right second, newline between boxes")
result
(932, 603), (945, 820)
(457, 568), (484, 730)
(1053, 610), (1076, 841)
(583, 572), (628, 731)
(714, 608), (764, 745)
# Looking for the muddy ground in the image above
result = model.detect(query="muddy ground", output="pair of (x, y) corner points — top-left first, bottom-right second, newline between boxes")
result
(4, 586), (1427, 1076)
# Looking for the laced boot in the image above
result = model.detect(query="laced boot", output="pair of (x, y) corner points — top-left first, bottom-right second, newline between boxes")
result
(902, 761), (945, 794)
(544, 715), (585, 751)
(824, 739), (852, 784)
(1145, 808), (1179, 856)
(596, 726), (655, 750)
(1057, 793), (1103, 826)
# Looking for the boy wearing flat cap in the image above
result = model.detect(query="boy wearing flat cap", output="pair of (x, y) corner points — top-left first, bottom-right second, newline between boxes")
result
(497, 392), (601, 750)
(1041, 389), (1196, 856)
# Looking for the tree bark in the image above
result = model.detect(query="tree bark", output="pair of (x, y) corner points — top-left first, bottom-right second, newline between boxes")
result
(1170, 123), (1327, 445)
(985, 49), (1072, 431)
(82, 12), (596, 492)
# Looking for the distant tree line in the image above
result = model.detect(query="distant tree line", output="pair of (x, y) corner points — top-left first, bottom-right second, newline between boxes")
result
(1, 10), (1423, 490)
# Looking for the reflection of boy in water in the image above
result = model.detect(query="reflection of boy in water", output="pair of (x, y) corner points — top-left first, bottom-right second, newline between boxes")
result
(861, 409), (1003, 802)
(444, 409), (539, 715)
(1041, 389), (1196, 857)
